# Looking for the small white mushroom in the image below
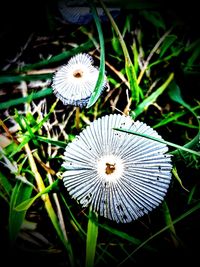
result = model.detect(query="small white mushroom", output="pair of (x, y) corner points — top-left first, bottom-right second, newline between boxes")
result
(52, 53), (107, 108)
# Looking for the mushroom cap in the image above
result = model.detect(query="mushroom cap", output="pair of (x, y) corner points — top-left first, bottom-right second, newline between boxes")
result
(62, 114), (172, 223)
(58, 0), (121, 24)
(52, 53), (107, 108)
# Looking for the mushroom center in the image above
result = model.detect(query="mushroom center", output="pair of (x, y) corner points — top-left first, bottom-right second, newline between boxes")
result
(73, 69), (83, 78)
(105, 163), (116, 175)
(97, 155), (124, 183)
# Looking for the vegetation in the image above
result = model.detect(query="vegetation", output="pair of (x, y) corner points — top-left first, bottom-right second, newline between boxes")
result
(0, 1), (199, 267)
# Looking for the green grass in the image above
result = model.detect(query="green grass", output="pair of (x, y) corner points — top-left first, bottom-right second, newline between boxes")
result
(0, 1), (199, 267)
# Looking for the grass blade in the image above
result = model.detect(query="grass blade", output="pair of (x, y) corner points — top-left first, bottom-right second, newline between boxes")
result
(98, 0), (142, 103)
(133, 72), (174, 117)
(9, 180), (33, 243)
(153, 105), (200, 128)
(99, 224), (156, 252)
(118, 201), (200, 266)
(15, 179), (59, 211)
(36, 135), (67, 148)
(0, 73), (52, 84)
(162, 201), (179, 247)
(85, 208), (99, 267)
(20, 40), (94, 72)
(113, 127), (200, 157)
(25, 142), (75, 266)
(0, 171), (12, 199)
(0, 88), (52, 110)
(86, 0), (106, 108)
(168, 81), (199, 126)
(9, 100), (58, 157)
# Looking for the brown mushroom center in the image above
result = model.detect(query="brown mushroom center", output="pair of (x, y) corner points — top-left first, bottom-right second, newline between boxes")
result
(105, 163), (116, 175)
(73, 69), (83, 78)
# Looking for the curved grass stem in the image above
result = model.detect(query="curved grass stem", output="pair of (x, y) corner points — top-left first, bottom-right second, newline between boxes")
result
(25, 143), (75, 267)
